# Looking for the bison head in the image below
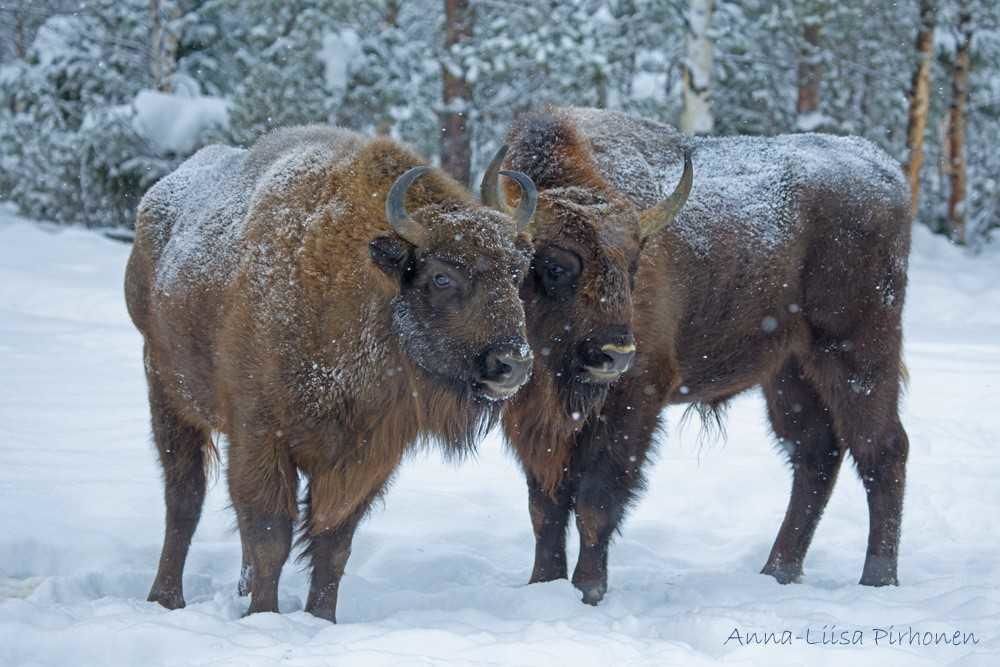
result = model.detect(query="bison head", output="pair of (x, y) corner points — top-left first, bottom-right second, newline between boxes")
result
(370, 161), (538, 402)
(484, 144), (692, 418)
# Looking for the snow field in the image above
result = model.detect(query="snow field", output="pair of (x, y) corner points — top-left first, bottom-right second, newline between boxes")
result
(0, 211), (997, 666)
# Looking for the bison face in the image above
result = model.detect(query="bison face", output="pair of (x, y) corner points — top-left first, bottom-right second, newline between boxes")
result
(497, 146), (693, 419)
(522, 192), (640, 416)
(372, 203), (534, 402)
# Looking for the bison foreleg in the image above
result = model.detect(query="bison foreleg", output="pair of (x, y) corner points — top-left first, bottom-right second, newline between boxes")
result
(237, 538), (253, 597)
(301, 506), (368, 623)
(234, 507), (293, 615)
(571, 398), (657, 605)
(228, 437), (298, 615)
(526, 471), (574, 584)
(302, 459), (398, 622)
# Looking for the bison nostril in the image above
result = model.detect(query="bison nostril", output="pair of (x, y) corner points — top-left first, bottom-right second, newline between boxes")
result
(600, 347), (634, 369)
(494, 357), (514, 379)
(580, 339), (635, 380)
(481, 348), (533, 393)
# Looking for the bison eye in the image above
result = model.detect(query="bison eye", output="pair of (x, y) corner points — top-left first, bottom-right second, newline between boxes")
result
(539, 258), (578, 290)
(432, 273), (453, 289)
(535, 246), (581, 297)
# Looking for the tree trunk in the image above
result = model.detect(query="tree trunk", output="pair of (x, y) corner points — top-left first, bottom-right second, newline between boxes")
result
(149, 0), (179, 93)
(795, 19), (823, 130)
(376, 0), (400, 137)
(440, 0), (472, 185)
(903, 0), (937, 219)
(13, 6), (27, 59)
(947, 4), (973, 245)
(680, 0), (715, 135)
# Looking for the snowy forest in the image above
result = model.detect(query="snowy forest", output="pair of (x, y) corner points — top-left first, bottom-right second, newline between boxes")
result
(4, 3), (1000, 665)
(1, 0), (998, 247)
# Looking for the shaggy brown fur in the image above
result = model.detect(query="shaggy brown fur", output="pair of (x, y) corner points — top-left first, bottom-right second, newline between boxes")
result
(500, 116), (643, 494)
(126, 126), (533, 621)
(501, 107), (911, 604)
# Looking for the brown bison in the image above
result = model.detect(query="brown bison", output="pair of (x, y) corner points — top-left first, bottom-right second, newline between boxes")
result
(489, 107), (911, 604)
(125, 126), (539, 621)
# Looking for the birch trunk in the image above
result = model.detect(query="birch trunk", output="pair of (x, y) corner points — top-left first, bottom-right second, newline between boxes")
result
(680, 0), (715, 135)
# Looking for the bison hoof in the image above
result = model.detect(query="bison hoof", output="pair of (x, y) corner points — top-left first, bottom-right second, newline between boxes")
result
(528, 568), (568, 585)
(761, 563), (802, 585)
(573, 580), (607, 606)
(148, 588), (186, 610)
(305, 603), (337, 623)
(859, 555), (898, 586)
(860, 575), (899, 587)
(244, 601), (280, 617)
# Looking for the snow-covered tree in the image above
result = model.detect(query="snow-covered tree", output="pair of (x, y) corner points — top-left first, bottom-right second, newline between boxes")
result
(221, 0), (339, 146)
(0, 0), (997, 246)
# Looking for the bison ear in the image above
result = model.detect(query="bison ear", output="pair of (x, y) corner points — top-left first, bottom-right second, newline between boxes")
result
(370, 235), (412, 277)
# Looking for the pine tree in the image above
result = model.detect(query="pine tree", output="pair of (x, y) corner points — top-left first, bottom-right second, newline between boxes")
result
(223, 0), (339, 146)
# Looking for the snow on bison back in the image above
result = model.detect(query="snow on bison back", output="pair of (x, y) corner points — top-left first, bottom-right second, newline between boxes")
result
(124, 125), (539, 621)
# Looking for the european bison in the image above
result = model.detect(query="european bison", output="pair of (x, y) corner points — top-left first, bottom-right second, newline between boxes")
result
(492, 107), (911, 604)
(125, 126), (538, 621)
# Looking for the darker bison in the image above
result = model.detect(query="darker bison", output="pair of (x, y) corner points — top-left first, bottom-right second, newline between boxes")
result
(125, 126), (538, 621)
(491, 107), (911, 604)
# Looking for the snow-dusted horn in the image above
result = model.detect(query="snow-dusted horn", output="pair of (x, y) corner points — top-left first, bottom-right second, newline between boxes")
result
(480, 145), (538, 236)
(386, 165), (431, 247)
(639, 148), (693, 241)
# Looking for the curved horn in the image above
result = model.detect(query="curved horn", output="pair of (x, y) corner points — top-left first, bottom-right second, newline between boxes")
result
(480, 144), (508, 210)
(639, 148), (693, 240)
(386, 165), (431, 246)
(498, 169), (538, 234)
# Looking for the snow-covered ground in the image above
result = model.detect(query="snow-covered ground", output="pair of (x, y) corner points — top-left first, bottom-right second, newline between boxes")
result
(1, 208), (997, 666)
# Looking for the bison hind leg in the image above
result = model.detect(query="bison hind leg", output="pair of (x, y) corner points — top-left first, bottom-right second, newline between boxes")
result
(800, 328), (909, 587)
(760, 357), (844, 585)
(147, 378), (214, 610)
